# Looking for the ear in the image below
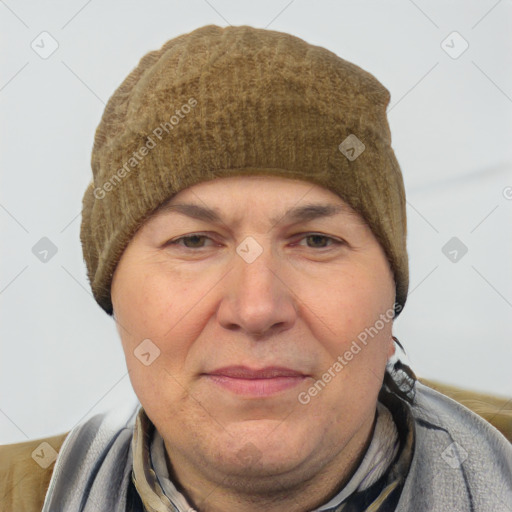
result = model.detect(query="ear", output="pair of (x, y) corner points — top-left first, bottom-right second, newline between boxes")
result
(387, 335), (396, 359)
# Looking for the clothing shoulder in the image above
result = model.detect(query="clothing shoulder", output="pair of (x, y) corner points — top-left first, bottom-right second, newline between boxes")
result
(0, 432), (69, 512)
(419, 377), (512, 442)
(413, 381), (512, 453)
(399, 382), (512, 511)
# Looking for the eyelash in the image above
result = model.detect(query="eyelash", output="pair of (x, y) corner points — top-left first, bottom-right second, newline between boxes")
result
(166, 233), (344, 250)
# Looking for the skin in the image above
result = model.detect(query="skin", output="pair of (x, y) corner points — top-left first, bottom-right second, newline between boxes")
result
(111, 175), (396, 512)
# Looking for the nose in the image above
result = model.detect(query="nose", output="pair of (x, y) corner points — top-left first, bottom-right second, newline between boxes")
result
(216, 239), (298, 338)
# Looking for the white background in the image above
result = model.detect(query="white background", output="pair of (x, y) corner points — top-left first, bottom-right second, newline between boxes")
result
(1, 0), (511, 444)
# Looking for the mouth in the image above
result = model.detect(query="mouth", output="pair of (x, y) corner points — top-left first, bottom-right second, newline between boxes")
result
(202, 366), (308, 397)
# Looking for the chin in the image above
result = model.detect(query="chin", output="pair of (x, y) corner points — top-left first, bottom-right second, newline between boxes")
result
(222, 419), (313, 466)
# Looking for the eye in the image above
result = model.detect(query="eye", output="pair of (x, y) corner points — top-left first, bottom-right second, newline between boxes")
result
(295, 233), (343, 249)
(167, 234), (213, 249)
(165, 233), (344, 250)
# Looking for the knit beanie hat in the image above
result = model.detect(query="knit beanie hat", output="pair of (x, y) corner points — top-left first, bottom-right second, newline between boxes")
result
(80, 24), (408, 318)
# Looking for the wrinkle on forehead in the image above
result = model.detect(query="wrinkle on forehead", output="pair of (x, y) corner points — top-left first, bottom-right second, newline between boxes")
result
(154, 199), (366, 229)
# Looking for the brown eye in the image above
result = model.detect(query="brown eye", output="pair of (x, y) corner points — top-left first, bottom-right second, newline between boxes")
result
(182, 235), (207, 248)
(305, 234), (331, 248)
(168, 234), (211, 248)
(298, 234), (341, 248)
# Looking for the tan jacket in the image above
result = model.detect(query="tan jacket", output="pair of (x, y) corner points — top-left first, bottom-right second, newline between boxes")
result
(0, 431), (67, 512)
(1, 380), (511, 512)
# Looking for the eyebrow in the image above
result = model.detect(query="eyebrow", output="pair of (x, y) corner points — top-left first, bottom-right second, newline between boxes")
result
(155, 201), (360, 227)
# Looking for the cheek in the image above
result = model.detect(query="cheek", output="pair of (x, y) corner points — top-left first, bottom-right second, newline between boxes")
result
(116, 265), (190, 338)
(113, 268), (198, 415)
(311, 269), (392, 345)
(114, 265), (215, 378)
(303, 264), (394, 394)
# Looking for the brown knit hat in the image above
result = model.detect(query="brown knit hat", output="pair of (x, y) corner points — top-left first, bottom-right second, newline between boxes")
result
(80, 24), (408, 317)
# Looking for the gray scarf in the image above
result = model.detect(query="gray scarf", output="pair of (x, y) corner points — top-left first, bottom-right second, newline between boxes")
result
(41, 398), (140, 512)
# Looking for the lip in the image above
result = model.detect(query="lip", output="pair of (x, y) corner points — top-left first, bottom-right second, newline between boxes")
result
(203, 366), (308, 397)
(207, 366), (306, 379)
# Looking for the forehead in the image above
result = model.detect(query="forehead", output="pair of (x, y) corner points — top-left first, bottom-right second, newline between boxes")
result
(152, 175), (367, 226)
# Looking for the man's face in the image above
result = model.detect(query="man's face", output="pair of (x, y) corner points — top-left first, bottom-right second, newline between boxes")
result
(111, 175), (395, 491)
